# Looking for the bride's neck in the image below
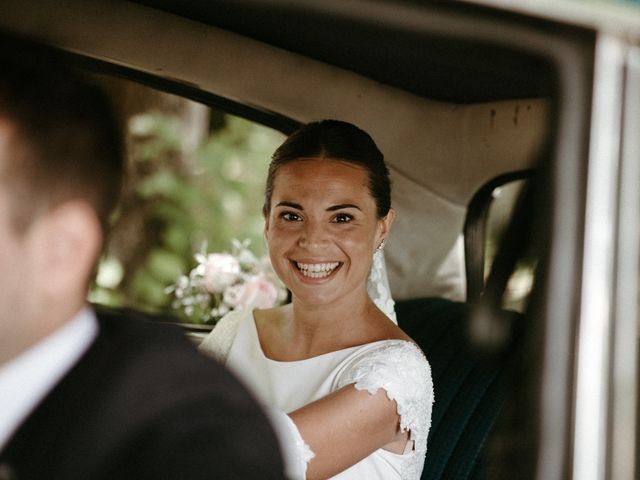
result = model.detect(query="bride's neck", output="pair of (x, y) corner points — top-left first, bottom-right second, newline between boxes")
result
(289, 293), (376, 341)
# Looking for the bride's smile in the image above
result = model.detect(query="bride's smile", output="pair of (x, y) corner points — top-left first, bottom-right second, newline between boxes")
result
(292, 260), (343, 279)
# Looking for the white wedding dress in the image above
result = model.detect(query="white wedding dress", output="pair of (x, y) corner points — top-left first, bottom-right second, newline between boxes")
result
(199, 252), (433, 479)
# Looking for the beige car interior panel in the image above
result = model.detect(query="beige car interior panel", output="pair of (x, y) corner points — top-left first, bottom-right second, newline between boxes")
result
(0, 0), (549, 299)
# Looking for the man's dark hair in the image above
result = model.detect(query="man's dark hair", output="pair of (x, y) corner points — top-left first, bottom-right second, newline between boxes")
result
(0, 38), (124, 234)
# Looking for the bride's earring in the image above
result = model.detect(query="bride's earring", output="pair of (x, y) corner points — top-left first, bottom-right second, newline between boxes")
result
(376, 240), (385, 251)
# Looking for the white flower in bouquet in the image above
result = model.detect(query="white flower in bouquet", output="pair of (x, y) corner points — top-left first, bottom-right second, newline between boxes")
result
(200, 253), (241, 293)
(168, 239), (286, 324)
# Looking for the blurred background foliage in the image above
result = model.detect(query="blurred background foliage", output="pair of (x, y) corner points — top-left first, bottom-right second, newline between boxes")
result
(89, 77), (285, 322)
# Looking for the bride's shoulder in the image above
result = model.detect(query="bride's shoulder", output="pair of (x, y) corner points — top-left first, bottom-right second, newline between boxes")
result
(198, 308), (251, 361)
(368, 310), (414, 344)
(214, 307), (252, 332)
(339, 335), (432, 398)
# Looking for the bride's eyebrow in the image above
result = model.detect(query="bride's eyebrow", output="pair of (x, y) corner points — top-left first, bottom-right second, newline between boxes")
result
(275, 201), (303, 210)
(274, 202), (361, 212)
(327, 204), (361, 212)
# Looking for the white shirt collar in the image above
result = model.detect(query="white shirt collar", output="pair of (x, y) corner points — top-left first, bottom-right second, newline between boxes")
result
(0, 306), (98, 451)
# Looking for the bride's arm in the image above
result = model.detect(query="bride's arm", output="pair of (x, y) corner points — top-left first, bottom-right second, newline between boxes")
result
(277, 340), (433, 480)
(290, 383), (406, 480)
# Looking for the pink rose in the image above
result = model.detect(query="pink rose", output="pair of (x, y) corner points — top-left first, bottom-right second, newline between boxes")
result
(234, 273), (279, 309)
(202, 253), (240, 293)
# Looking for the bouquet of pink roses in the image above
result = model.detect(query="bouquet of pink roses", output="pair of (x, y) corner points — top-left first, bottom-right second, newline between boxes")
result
(168, 239), (287, 324)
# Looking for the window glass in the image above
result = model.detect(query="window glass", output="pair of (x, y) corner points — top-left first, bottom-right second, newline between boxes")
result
(484, 179), (535, 312)
(89, 77), (286, 322)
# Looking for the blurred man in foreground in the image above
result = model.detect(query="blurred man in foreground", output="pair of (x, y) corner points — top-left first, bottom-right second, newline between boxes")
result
(0, 40), (284, 480)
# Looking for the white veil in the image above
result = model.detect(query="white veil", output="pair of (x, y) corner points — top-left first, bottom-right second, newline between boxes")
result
(367, 249), (397, 324)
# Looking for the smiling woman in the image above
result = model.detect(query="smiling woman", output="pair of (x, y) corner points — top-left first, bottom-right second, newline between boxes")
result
(266, 159), (388, 309)
(200, 120), (433, 480)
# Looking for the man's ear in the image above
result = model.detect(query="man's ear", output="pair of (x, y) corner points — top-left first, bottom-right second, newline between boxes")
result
(34, 201), (102, 297)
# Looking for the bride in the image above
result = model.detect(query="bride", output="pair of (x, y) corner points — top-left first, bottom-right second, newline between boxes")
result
(200, 120), (433, 479)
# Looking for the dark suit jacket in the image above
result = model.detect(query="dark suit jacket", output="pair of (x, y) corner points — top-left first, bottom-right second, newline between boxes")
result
(0, 310), (285, 480)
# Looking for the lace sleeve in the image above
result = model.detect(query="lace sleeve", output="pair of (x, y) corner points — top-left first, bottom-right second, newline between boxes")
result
(336, 341), (433, 463)
(198, 309), (245, 363)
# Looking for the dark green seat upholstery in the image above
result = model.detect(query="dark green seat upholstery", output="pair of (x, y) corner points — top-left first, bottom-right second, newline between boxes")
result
(397, 297), (517, 480)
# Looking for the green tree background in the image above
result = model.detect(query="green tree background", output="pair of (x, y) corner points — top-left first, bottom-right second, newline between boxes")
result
(90, 79), (285, 323)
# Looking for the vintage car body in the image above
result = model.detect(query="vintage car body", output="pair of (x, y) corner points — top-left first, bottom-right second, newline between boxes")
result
(1, 1), (638, 478)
